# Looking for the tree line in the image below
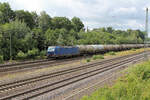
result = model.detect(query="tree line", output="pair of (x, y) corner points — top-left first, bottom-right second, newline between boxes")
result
(0, 2), (146, 61)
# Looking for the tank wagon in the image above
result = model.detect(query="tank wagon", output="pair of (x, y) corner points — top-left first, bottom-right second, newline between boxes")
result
(76, 44), (147, 54)
(47, 44), (149, 58)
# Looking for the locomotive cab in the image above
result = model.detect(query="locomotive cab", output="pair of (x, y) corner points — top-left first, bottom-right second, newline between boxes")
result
(47, 46), (55, 58)
(47, 46), (79, 58)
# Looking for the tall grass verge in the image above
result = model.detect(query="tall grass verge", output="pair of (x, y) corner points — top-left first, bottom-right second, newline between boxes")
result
(81, 60), (150, 100)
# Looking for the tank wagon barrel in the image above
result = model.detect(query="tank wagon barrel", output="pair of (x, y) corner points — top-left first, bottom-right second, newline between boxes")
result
(77, 44), (150, 54)
(77, 45), (105, 54)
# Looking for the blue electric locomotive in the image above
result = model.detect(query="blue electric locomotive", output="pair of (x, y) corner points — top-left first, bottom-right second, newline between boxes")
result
(47, 46), (79, 58)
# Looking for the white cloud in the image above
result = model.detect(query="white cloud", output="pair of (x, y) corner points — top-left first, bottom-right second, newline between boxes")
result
(114, 7), (137, 14)
(1, 0), (150, 35)
(1, 0), (44, 12)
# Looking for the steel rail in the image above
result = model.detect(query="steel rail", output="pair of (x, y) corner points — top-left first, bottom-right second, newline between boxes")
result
(0, 57), (83, 74)
(0, 51), (148, 100)
(0, 51), (147, 91)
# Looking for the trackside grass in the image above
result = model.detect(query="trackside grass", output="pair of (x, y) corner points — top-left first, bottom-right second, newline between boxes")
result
(81, 60), (150, 100)
(85, 48), (150, 62)
(92, 55), (104, 60)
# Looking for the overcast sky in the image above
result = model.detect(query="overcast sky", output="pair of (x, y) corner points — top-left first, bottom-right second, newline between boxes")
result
(1, 0), (150, 36)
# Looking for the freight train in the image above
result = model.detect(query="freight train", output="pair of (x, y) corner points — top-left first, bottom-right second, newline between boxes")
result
(47, 44), (150, 58)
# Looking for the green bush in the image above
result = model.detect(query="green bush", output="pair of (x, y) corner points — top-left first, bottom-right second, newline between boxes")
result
(35, 56), (41, 60)
(16, 51), (27, 60)
(92, 55), (104, 60)
(27, 48), (39, 59)
(107, 51), (116, 55)
(92, 55), (97, 60)
(131, 48), (136, 51)
(0, 55), (4, 64)
(86, 58), (91, 62)
(40, 50), (46, 58)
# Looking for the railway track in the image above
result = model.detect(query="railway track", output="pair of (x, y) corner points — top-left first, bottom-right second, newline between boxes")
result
(0, 56), (84, 74)
(0, 51), (147, 88)
(0, 51), (149, 100)
(0, 59), (49, 67)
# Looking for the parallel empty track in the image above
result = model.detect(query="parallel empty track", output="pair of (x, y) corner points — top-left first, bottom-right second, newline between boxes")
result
(0, 56), (84, 74)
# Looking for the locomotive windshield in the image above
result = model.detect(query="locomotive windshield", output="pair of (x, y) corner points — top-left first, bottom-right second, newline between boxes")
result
(48, 47), (55, 52)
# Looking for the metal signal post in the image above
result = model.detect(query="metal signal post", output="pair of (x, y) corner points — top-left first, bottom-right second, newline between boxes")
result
(144, 8), (148, 60)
